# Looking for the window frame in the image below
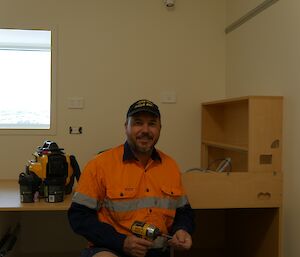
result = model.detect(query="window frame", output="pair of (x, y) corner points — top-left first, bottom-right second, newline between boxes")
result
(0, 25), (57, 135)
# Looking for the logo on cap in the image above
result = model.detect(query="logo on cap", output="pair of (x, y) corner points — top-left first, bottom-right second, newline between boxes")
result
(127, 99), (160, 118)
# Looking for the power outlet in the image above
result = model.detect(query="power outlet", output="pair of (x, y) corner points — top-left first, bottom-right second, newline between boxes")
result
(69, 126), (82, 134)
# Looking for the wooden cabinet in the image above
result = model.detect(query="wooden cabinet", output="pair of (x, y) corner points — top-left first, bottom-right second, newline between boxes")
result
(201, 96), (283, 173)
(176, 96), (283, 257)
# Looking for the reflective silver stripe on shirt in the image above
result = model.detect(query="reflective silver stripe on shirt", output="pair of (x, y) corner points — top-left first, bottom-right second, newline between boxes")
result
(103, 195), (188, 212)
(72, 192), (101, 210)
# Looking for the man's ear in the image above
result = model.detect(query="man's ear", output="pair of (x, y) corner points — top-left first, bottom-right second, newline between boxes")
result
(159, 119), (162, 129)
(124, 118), (129, 127)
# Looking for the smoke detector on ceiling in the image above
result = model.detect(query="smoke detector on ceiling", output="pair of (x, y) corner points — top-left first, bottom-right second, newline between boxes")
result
(164, 0), (175, 8)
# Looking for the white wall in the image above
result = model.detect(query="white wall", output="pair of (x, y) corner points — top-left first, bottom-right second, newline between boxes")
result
(226, 0), (299, 256)
(0, 0), (226, 255)
(0, 0), (226, 179)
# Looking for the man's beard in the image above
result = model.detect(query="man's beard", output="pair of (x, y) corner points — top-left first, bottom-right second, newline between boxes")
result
(128, 133), (156, 155)
(135, 144), (153, 154)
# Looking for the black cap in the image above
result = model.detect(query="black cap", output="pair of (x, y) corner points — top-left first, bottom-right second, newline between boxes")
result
(127, 99), (160, 118)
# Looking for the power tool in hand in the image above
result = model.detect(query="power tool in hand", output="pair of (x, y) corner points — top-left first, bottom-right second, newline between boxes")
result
(130, 221), (173, 241)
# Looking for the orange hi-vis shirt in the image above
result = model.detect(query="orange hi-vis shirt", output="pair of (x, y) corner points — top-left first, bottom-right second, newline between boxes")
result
(72, 142), (188, 236)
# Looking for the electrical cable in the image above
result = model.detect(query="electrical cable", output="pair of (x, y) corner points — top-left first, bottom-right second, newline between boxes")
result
(209, 158), (232, 172)
(185, 157), (232, 173)
(185, 167), (207, 173)
(0, 223), (20, 257)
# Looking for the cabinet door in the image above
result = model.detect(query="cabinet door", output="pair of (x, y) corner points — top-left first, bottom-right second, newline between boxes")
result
(182, 172), (282, 209)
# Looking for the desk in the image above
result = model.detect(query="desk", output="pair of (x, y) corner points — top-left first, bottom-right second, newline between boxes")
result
(173, 172), (282, 257)
(1, 179), (281, 257)
(0, 180), (72, 211)
(0, 180), (84, 257)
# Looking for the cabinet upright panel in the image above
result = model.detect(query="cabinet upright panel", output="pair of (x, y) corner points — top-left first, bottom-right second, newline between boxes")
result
(248, 97), (283, 173)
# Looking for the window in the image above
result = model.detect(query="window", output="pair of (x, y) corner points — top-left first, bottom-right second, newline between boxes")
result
(0, 28), (53, 130)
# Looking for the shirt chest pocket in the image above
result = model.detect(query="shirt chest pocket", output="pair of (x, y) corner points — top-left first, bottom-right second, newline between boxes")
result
(105, 187), (138, 221)
(160, 185), (183, 197)
(160, 185), (185, 211)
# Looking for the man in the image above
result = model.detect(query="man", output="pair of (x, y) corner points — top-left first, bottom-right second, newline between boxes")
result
(68, 99), (194, 257)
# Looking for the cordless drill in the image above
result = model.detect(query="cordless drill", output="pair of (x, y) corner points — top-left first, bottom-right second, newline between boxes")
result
(130, 221), (173, 241)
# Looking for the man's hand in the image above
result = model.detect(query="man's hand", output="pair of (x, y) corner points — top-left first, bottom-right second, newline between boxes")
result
(123, 235), (153, 257)
(168, 229), (192, 251)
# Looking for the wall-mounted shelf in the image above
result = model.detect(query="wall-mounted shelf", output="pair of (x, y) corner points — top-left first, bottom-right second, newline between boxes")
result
(201, 96), (283, 173)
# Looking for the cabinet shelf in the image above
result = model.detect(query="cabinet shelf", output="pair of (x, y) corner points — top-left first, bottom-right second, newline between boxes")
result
(202, 140), (248, 152)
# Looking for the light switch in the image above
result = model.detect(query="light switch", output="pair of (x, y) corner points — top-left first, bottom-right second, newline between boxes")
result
(68, 97), (84, 109)
(160, 91), (177, 103)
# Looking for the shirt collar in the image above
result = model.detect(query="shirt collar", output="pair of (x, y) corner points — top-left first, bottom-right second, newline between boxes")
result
(123, 141), (162, 162)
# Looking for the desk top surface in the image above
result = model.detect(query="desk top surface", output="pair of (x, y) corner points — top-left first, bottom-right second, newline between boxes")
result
(0, 180), (72, 211)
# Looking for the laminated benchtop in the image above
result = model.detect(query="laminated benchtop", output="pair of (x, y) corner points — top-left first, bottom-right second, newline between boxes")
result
(0, 180), (73, 211)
